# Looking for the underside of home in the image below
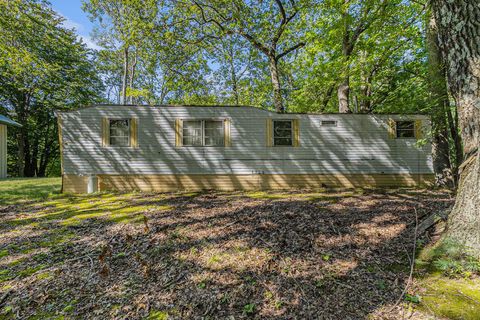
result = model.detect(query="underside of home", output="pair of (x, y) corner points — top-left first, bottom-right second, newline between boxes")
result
(57, 105), (434, 193)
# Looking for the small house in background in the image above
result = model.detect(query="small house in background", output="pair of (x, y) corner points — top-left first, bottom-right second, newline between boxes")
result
(56, 105), (434, 193)
(0, 115), (22, 179)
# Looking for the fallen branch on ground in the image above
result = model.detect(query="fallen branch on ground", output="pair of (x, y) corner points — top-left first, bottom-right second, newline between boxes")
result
(417, 209), (450, 235)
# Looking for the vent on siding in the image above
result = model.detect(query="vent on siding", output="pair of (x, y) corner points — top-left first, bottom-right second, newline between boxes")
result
(321, 120), (337, 127)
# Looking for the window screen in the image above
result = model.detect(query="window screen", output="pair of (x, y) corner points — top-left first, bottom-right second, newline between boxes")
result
(273, 120), (293, 146)
(396, 121), (415, 138)
(109, 119), (130, 146)
(183, 120), (224, 146)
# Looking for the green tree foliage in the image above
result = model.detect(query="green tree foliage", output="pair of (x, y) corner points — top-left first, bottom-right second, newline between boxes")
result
(0, 0), (103, 177)
(290, 0), (428, 113)
(179, 0), (309, 112)
(84, 0), (215, 105)
(83, 0), (433, 116)
(0, 0), (464, 184)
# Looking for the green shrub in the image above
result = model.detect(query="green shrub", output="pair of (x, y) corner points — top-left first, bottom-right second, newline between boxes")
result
(419, 239), (480, 277)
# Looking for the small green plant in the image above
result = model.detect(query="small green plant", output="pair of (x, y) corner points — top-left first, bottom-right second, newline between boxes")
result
(404, 294), (421, 304)
(244, 275), (256, 286)
(0, 249), (9, 258)
(220, 293), (230, 304)
(113, 252), (127, 259)
(264, 291), (274, 299)
(243, 303), (255, 315)
(322, 254), (331, 262)
(375, 280), (387, 290)
(197, 282), (206, 289)
(274, 300), (283, 309)
(147, 310), (169, 320)
(2, 305), (13, 315)
(420, 239), (480, 278)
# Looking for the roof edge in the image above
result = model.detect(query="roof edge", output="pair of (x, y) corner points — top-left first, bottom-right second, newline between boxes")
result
(54, 104), (429, 116)
(0, 115), (22, 127)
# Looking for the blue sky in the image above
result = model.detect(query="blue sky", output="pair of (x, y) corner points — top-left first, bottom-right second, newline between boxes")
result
(49, 0), (99, 49)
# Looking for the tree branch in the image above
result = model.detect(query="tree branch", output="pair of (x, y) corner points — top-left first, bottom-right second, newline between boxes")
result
(275, 42), (305, 61)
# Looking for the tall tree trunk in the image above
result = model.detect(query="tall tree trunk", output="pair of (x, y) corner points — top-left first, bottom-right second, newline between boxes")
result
(338, 77), (350, 113)
(432, 0), (480, 256)
(229, 57), (240, 105)
(321, 84), (335, 112)
(23, 134), (34, 177)
(446, 106), (463, 173)
(128, 48), (138, 104)
(269, 57), (284, 113)
(338, 3), (351, 114)
(16, 130), (25, 177)
(121, 46), (129, 105)
(427, 12), (454, 188)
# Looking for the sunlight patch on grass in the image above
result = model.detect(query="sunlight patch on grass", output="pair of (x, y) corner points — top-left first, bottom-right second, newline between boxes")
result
(184, 242), (273, 272)
(244, 190), (357, 202)
(0, 178), (61, 205)
(418, 276), (480, 320)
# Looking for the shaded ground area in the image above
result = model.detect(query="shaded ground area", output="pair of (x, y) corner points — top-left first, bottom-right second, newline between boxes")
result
(0, 178), (456, 319)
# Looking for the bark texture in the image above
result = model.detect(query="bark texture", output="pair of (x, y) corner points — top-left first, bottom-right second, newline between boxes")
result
(432, 0), (480, 256)
(427, 13), (455, 188)
(269, 57), (284, 113)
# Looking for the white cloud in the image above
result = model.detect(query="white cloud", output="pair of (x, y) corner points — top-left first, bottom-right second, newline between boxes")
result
(61, 18), (84, 33)
(79, 35), (102, 50)
(58, 12), (101, 50)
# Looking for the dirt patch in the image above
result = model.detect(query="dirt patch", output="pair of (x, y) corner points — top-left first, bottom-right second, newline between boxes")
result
(0, 187), (454, 319)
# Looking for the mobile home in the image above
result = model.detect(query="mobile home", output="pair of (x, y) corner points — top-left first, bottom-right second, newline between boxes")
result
(0, 115), (22, 179)
(56, 105), (433, 193)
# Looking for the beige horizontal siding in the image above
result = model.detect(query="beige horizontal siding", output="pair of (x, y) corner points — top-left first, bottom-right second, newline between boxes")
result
(63, 174), (88, 193)
(64, 173), (436, 193)
(59, 106), (433, 181)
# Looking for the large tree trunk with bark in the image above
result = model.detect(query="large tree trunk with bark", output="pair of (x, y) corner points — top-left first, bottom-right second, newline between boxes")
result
(432, 0), (480, 256)
(427, 12), (454, 188)
(338, 77), (350, 113)
(269, 57), (284, 113)
(446, 106), (463, 176)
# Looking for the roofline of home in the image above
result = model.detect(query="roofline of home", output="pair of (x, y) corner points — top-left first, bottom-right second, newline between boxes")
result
(0, 115), (22, 127)
(54, 104), (429, 116)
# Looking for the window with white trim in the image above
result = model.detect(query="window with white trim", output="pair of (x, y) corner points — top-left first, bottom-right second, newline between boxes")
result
(273, 120), (293, 146)
(109, 119), (130, 146)
(183, 120), (224, 146)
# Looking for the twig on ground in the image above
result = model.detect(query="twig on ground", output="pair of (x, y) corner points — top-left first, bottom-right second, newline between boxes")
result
(0, 289), (12, 305)
(456, 290), (480, 305)
(386, 207), (419, 314)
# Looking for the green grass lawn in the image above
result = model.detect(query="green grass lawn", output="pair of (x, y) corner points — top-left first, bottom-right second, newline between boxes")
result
(0, 178), (476, 319)
(0, 177), (62, 205)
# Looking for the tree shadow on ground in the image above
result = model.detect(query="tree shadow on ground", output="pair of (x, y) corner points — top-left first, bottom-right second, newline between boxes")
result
(0, 188), (453, 319)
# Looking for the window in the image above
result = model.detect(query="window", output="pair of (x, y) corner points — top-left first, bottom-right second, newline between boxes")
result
(109, 119), (130, 146)
(273, 120), (293, 146)
(396, 121), (415, 138)
(321, 120), (337, 127)
(182, 120), (224, 146)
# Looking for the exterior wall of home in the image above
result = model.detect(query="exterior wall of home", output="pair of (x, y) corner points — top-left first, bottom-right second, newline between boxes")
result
(96, 174), (433, 192)
(0, 124), (6, 179)
(59, 105), (433, 192)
